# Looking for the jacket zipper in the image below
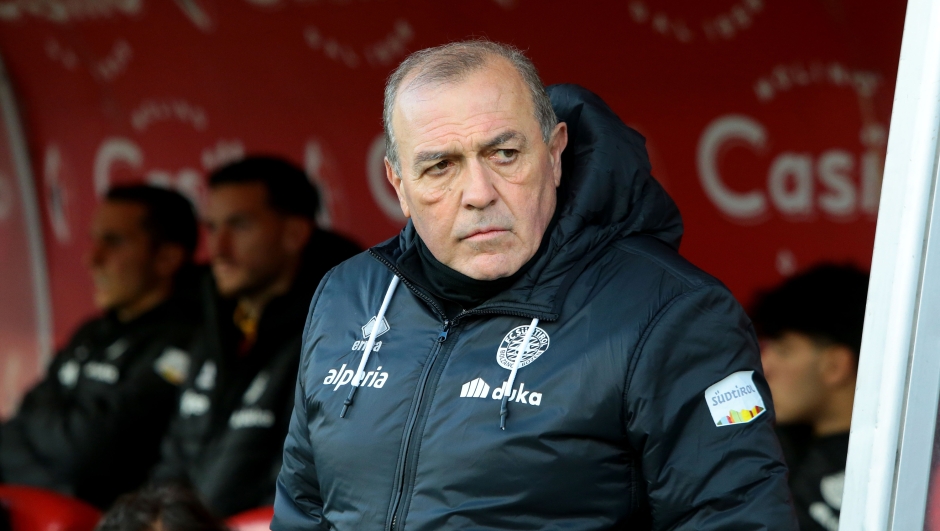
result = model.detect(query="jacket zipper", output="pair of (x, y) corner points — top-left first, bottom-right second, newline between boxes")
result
(369, 251), (447, 319)
(369, 250), (549, 530)
(387, 320), (451, 531)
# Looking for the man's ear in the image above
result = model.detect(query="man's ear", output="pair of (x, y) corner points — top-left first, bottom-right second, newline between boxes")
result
(548, 122), (568, 187)
(153, 243), (186, 281)
(385, 157), (411, 219)
(820, 345), (857, 387)
(282, 217), (314, 255)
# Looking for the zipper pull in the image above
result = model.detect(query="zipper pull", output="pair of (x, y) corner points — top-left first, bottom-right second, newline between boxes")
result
(438, 321), (450, 343)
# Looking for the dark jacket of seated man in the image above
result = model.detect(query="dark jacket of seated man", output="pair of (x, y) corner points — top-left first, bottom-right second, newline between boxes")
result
(273, 42), (797, 531)
(150, 157), (361, 517)
(0, 185), (201, 509)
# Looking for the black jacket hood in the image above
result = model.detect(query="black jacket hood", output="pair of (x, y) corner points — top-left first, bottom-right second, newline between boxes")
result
(373, 84), (683, 319)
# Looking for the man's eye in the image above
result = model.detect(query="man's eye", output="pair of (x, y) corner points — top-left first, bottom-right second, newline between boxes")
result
(102, 235), (125, 247)
(426, 160), (451, 175)
(494, 149), (517, 162)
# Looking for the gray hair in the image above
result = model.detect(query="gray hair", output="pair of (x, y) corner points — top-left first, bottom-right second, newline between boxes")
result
(383, 40), (558, 177)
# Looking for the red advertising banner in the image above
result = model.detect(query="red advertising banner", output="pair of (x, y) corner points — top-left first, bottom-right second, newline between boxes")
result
(0, 0), (905, 413)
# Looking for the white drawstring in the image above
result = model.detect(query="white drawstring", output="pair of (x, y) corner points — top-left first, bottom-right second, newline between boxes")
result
(341, 275), (400, 418)
(500, 317), (539, 430)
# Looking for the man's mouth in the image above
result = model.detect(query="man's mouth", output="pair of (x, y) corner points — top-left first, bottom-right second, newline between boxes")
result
(212, 260), (238, 271)
(463, 227), (510, 241)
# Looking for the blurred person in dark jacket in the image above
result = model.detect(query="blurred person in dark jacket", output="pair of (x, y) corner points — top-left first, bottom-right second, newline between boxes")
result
(752, 264), (869, 531)
(151, 156), (360, 517)
(0, 185), (200, 508)
(95, 484), (228, 531)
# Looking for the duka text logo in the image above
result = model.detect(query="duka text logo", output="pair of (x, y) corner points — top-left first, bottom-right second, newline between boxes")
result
(459, 377), (543, 406)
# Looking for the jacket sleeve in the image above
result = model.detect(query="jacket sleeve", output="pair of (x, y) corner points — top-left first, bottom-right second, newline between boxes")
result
(271, 373), (326, 531)
(623, 284), (798, 531)
(5, 339), (186, 484)
(151, 335), (207, 485)
(150, 405), (193, 484)
(271, 269), (334, 531)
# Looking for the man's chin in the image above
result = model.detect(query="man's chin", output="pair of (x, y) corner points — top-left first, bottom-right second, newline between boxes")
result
(93, 293), (115, 311)
(455, 256), (522, 281)
(215, 283), (244, 299)
(212, 268), (249, 298)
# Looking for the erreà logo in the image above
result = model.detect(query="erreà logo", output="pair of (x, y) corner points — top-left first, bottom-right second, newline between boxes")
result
(704, 370), (766, 427)
(496, 325), (550, 370)
(350, 316), (390, 353)
(362, 316), (390, 339)
(459, 377), (542, 406)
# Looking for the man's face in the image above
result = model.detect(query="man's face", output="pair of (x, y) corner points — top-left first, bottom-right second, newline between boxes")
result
(386, 58), (568, 280)
(760, 332), (829, 425)
(204, 183), (300, 298)
(85, 201), (160, 312)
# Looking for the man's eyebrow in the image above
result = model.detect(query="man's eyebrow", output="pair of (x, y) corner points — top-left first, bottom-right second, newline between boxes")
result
(481, 130), (526, 151)
(413, 150), (454, 173)
(410, 131), (528, 174)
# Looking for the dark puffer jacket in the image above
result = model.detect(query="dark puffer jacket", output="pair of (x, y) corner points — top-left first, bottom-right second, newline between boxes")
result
(273, 85), (797, 530)
(0, 299), (198, 508)
(152, 230), (360, 517)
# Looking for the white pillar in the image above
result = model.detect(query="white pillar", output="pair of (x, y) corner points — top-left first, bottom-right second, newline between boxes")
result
(0, 53), (53, 366)
(841, 0), (940, 529)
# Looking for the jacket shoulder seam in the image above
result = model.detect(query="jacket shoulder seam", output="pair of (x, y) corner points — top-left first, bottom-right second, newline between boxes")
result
(609, 238), (720, 290)
(621, 284), (717, 427)
(300, 266), (337, 394)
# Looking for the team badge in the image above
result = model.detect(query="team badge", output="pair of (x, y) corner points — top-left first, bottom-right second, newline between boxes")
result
(496, 325), (550, 370)
(154, 347), (190, 385)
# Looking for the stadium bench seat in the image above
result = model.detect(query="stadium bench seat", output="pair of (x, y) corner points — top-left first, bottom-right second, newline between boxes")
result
(0, 485), (100, 531)
(225, 506), (274, 531)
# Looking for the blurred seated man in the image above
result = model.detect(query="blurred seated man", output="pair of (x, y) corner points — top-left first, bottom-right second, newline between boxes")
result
(151, 156), (360, 517)
(95, 484), (227, 531)
(751, 264), (869, 531)
(0, 185), (200, 508)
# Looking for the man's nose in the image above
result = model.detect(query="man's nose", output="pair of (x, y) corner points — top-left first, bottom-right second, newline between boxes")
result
(84, 242), (104, 270)
(207, 227), (231, 260)
(461, 159), (499, 210)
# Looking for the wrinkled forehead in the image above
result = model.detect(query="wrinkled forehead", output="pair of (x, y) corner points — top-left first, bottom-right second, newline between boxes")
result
(392, 59), (537, 149)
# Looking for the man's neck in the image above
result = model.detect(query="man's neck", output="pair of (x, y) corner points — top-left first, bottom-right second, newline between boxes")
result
(115, 284), (172, 323)
(813, 386), (855, 437)
(236, 260), (300, 321)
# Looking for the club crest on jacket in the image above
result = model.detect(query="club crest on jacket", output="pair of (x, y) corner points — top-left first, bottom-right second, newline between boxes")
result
(496, 325), (550, 370)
